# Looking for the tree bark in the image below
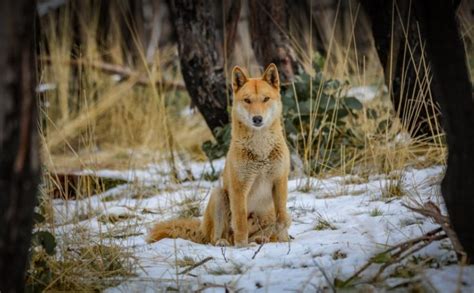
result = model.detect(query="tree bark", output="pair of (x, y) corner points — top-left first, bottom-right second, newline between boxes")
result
(361, 0), (442, 139)
(167, 0), (232, 133)
(0, 0), (41, 292)
(288, 0), (327, 63)
(224, 0), (243, 60)
(414, 0), (474, 263)
(248, 0), (299, 82)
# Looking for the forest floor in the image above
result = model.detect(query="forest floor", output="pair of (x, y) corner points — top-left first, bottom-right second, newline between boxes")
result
(50, 159), (474, 292)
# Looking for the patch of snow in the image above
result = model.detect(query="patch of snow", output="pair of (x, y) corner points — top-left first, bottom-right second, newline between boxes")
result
(36, 83), (57, 93)
(425, 265), (474, 293)
(51, 163), (473, 292)
(180, 107), (198, 117)
(347, 85), (382, 103)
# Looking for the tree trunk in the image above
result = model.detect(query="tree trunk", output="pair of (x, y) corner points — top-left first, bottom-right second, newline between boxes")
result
(248, 0), (299, 82)
(288, 0), (327, 61)
(167, 0), (233, 133)
(0, 0), (41, 292)
(414, 0), (474, 263)
(224, 0), (243, 61)
(361, 0), (442, 139)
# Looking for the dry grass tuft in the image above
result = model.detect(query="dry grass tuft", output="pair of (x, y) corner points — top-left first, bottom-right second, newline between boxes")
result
(314, 213), (337, 231)
(27, 225), (137, 292)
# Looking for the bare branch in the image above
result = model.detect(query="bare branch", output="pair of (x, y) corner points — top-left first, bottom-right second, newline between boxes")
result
(39, 57), (186, 91)
(403, 201), (466, 258)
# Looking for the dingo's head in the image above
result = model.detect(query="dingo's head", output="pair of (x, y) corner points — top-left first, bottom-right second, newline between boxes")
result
(231, 64), (282, 129)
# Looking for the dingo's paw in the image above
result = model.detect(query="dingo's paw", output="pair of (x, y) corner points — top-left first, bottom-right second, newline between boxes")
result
(249, 234), (270, 244)
(276, 213), (291, 231)
(215, 239), (231, 247)
(235, 241), (249, 248)
(275, 229), (290, 242)
(234, 232), (248, 247)
(234, 238), (249, 247)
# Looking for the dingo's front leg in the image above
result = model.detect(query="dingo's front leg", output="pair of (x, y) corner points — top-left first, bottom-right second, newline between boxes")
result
(272, 174), (291, 235)
(228, 180), (251, 247)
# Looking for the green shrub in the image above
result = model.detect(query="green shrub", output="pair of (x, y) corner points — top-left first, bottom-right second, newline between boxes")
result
(25, 212), (57, 293)
(281, 68), (365, 174)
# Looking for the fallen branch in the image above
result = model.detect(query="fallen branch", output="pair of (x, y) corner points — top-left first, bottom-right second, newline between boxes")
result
(403, 201), (466, 259)
(196, 282), (234, 293)
(39, 57), (187, 91)
(342, 227), (446, 286)
(371, 232), (446, 282)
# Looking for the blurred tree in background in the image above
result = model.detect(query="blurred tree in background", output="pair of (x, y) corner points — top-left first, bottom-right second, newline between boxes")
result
(0, 1), (40, 292)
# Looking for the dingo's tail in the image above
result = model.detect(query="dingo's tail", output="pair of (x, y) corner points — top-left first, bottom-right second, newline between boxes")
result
(147, 218), (206, 244)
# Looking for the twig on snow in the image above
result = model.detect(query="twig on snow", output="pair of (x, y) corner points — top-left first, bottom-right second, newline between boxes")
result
(179, 256), (214, 275)
(251, 243), (265, 260)
(221, 246), (228, 263)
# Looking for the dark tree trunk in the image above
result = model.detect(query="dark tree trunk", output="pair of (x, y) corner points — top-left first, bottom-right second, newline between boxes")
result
(248, 0), (299, 82)
(117, 0), (147, 65)
(361, 0), (442, 139)
(0, 0), (41, 292)
(288, 0), (327, 60)
(414, 0), (474, 262)
(167, 0), (234, 133)
(96, 0), (146, 65)
(224, 0), (243, 61)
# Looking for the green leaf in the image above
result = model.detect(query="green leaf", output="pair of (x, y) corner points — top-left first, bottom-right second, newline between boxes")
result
(312, 54), (325, 71)
(310, 73), (324, 89)
(33, 212), (45, 224)
(334, 278), (346, 288)
(335, 108), (349, 119)
(371, 252), (392, 264)
(336, 119), (346, 127)
(202, 124), (231, 161)
(366, 108), (378, 119)
(294, 73), (311, 99)
(297, 100), (312, 115)
(325, 79), (341, 90)
(282, 94), (296, 112)
(318, 95), (336, 111)
(320, 125), (331, 135)
(377, 119), (390, 133)
(284, 119), (298, 135)
(342, 97), (363, 110)
(32, 231), (56, 255)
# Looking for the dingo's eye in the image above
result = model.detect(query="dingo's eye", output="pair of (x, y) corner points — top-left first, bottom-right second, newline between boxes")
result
(263, 97), (270, 102)
(244, 98), (251, 104)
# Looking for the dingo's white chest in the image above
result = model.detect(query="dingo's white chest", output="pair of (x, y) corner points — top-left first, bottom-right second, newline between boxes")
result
(247, 175), (273, 213)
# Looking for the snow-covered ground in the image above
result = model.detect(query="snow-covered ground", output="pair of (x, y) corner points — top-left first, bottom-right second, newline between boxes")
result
(52, 160), (474, 292)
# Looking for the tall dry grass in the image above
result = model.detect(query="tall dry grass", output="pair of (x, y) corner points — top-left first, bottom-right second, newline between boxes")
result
(31, 2), (211, 290)
(38, 2), (211, 171)
(285, 0), (447, 190)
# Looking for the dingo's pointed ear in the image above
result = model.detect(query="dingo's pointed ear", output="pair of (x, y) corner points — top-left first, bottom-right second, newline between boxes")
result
(232, 66), (248, 92)
(262, 63), (280, 89)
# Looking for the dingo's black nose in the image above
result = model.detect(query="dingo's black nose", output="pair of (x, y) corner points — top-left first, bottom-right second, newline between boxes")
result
(252, 116), (263, 126)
